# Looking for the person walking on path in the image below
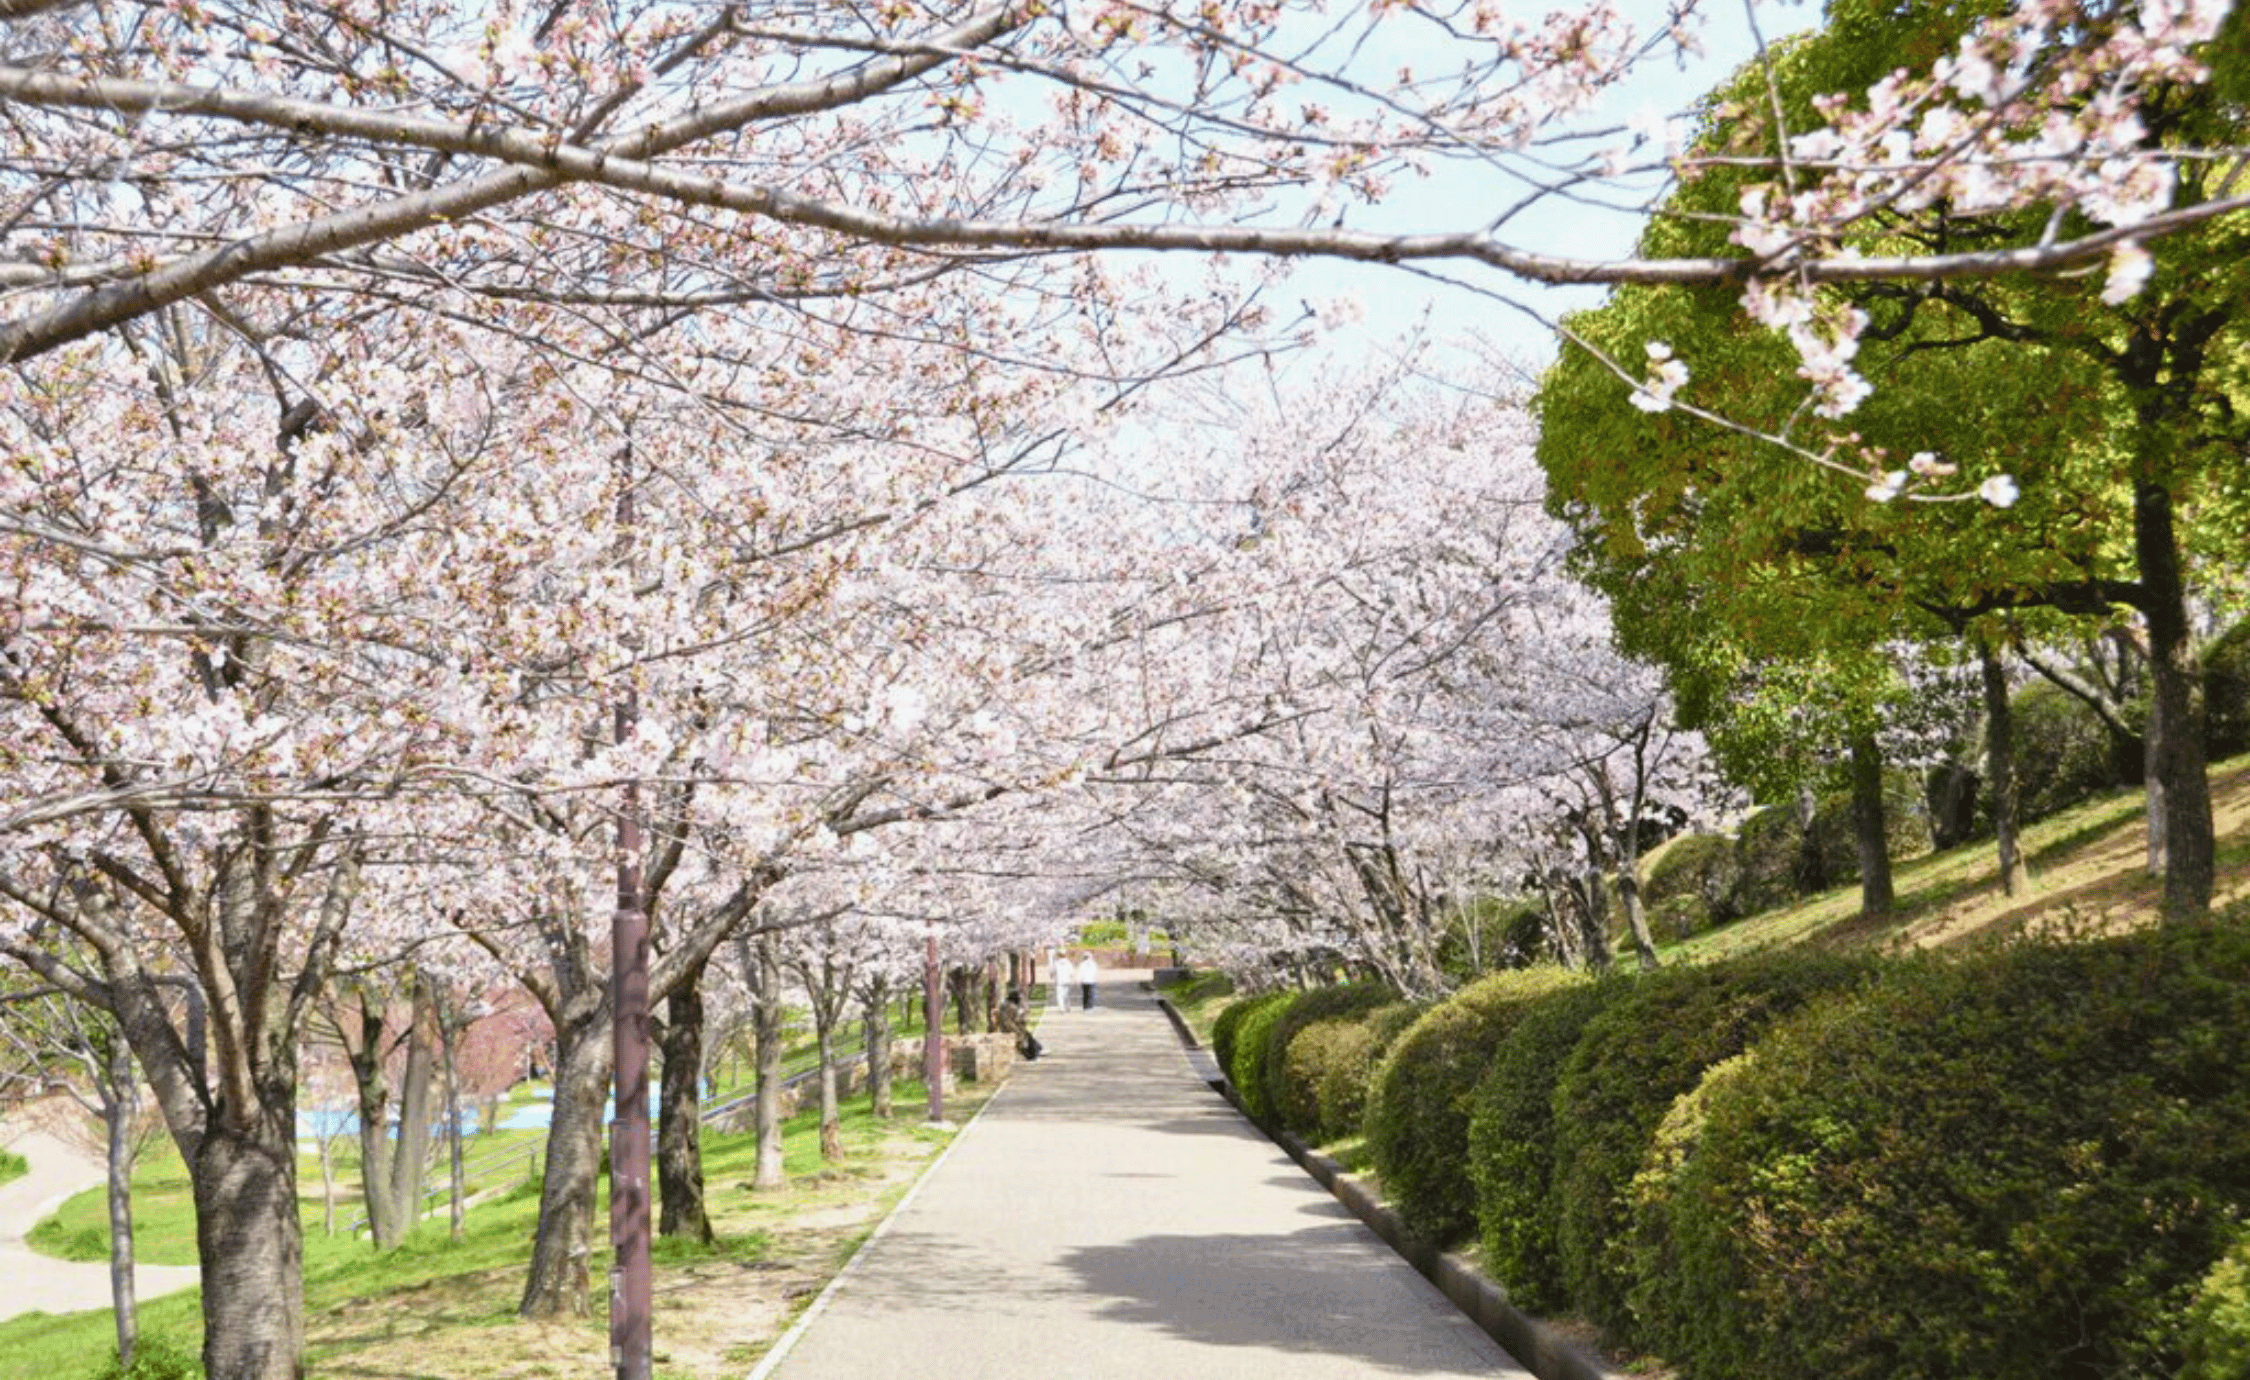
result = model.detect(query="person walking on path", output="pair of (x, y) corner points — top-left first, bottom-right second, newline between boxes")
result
(1049, 952), (1072, 1011)
(1076, 952), (1099, 1010)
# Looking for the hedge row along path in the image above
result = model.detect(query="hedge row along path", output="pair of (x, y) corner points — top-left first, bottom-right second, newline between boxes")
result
(0, 1123), (198, 1323)
(758, 978), (1528, 1380)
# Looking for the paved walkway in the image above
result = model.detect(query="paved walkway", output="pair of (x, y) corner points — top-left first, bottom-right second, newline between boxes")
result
(0, 1124), (200, 1323)
(760, 977), (1531, 1379)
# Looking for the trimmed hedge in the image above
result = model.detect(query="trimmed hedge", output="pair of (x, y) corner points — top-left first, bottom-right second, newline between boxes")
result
(1212, 990), (1293, 1097)
(1637, 916), (2250, 1380)
(1467, 978), (1633, 1314)
(1641, 833), (1740, 939)
(2184, 1231), (2250, 1380)
(1728, 805), (1804, 916)
(1549, 951), (1873, 1345)
(1256, 981), (1397, 1136)
(1308, 1002), (1420, 1142)
(1365, 966), (1580, 1244)
(1218, 990), (1299, 1123)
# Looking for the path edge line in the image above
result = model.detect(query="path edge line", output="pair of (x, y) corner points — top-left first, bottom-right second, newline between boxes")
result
(742, 1077), (1009, 1380)
(1152, 990), (1621, 1380)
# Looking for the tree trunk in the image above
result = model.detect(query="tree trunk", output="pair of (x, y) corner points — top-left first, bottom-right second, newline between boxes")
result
(194, 1103), (305, 1380)
(1850, 732), (1895, 916)
(816, 1017), (843, 1163)
(657, 957), (714, 1243)
(1577, 868), (1613, 972)
(102, 1039), (139, 1371)
(1981, 639), (2031, 897)
(436, 996), (466, 1244)
(388, 992), (437, 1235)
(751, 935), (786, 1191)
(2137, 479), (2213, 913)
(347, 1002), (400, 1250)
(518, 1006), (610, 1318)
(864, 979), (894, 1120)
(1615, 860), (1658, 972)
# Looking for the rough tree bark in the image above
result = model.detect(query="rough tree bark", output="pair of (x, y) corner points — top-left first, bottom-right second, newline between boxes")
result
(1849, 732), (1895, 916)
(2135, 476), (2214, 915)
(341, 993), (401, 1250)
(387, 986), (437, 1235)
(518, 998), (610, 1318)
(657, 955), (714, 1243)
(101, 1035), (139, 1370)
(749, 934), (786, 1191)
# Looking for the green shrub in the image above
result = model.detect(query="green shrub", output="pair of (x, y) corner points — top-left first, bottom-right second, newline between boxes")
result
(0, 1147), (26, 1187)
(1550, 951), (1873, 1345)
(29, 1215), (108, 1261)
(1211, 988), (1290, 1088)
(1727, 805), (1805, 917)
(91, 1335), (201, 1380)
(1468, 978), (1632, 1314)
(1640, 916), (2250, 1380)
(1803, 769), (1932, 888)
(2183, 1231), (2250, 1380)
(1219, 991), (1299, 1123)
(1642, 833), (1741, 939)
(1311, 1003), (1419, 1141)
(2205, 620), (2250, 762)
(1258, 982), (1396, 1136)
(2009, 678), (2132, 820)
(1365, 966), (1580, 1244)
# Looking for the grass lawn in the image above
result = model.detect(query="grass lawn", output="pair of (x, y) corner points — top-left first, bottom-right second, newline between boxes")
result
(2, 1074), (995, 1380)
(1153, 970), (1236, 1046)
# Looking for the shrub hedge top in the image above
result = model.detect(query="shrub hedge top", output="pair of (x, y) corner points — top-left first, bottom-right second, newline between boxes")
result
(1467, 976), (1636, 1315)
(1550, 950), (1875, 1343)
(1365, 965), (1582, 1245)
(1643, 915), (2250, 1380)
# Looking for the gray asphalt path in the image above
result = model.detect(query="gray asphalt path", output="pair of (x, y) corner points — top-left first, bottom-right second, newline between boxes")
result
(761, 977), (1531, 1379)
(0, 1126), (200, 1322)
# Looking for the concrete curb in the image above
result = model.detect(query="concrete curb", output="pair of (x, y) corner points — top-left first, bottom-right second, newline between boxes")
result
(1152, 992), (1619, 1380)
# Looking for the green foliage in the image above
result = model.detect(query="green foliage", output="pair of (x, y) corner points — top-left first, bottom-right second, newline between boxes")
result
(2183, 1231), (2250, 1380)
(1638, 916), (2250, 1380)
(1641, 833), (1742, 939)
(1435, 896), (1542, 981)
(1257, 982), (1396, 1136)
(1729, 805), (1807, 915)
(0, 1147), (26, 1187)
(1309, 1004), (1420, 1144)
(1364, 967), (1581, 1244)
(1550, 952), (1874, 1345)
(1467, 979), (1634, 1313)
(1213, 990), (1298, 1122)
(1803, 769), (1933, 887)
(29, 1216), (109, 1262)
(2205, 621), (2250, 762)
(89, 1337), (200, 1380)
(2010, 679), (2134, 821)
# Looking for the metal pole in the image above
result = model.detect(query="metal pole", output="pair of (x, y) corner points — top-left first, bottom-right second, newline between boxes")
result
(922, 925), (944, 1123)
(609, 692), (653, 1380)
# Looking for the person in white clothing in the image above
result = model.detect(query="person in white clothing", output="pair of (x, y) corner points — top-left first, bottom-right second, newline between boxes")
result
(1049, 952), (1071, 1010)
(1075, 952), (1099, 1010)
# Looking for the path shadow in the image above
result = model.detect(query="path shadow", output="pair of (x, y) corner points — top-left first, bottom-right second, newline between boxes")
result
(1058, 1225), (1499, 1375)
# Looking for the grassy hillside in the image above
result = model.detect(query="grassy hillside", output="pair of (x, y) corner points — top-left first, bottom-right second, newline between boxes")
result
(1666, 752), (2250, 962)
